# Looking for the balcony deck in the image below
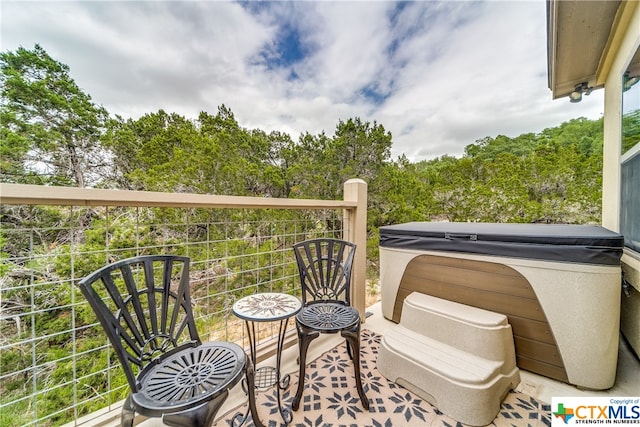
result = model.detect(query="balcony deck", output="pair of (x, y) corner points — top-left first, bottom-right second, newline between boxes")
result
(3, 183), (637, 426)
(69, 301), (640, 427)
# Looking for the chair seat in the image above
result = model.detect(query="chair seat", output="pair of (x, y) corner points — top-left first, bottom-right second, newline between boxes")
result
(296, 302), (359, 332)
(133, 342), (245, 416)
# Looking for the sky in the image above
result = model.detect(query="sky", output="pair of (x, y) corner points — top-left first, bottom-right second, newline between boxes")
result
(1, 0), (605, 161)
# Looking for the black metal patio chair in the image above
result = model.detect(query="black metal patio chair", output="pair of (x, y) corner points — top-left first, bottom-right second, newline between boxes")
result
(78, 255), (261, 427)
(290, 239), (369, 411)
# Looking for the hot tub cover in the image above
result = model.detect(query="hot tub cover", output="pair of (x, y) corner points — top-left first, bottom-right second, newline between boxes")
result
(379, 222), (624, 265)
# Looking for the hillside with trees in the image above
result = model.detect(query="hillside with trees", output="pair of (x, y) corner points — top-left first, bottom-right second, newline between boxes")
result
(2, 46), (603, 226)
(1, 45), (604, 425)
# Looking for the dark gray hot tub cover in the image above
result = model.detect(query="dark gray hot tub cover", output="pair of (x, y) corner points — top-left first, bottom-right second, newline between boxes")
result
(379, 222), (624, 265)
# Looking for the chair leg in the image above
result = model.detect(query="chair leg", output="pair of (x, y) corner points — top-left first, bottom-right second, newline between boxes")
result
(121, 395), (135, 427)
(291, 326), (320, 411)
(346, 340), (353, 360)
(341, 325), (370, 410)
(163, 390), (228, 427)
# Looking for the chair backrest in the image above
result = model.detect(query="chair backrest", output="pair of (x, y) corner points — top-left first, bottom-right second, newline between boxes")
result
(293, 239), (356, 306)
(78, 255), (200, 391)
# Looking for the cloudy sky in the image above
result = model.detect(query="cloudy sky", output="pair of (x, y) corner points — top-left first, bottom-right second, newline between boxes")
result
(1, 0), (604, 161)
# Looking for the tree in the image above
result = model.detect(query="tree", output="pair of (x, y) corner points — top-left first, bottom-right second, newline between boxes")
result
(0, 45), (108, 187)
(369, 156), (432, 226)
(105, 110), (210, 192)
(331, 118), (392, 186)
(622, 109), (640, 154)
(286, 131), (332, 199)
(249, 129), (295, 198)
(288, 118), (393, 201)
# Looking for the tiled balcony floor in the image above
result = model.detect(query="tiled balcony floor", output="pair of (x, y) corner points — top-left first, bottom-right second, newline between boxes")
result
(71, 302), (640, 427)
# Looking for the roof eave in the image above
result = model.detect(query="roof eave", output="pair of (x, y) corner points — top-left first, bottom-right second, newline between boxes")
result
(546, 0), (623, 100)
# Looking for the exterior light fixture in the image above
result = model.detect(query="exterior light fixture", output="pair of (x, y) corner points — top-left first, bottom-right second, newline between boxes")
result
(569, 82), (592, 103)
(569, 91), (582, 103)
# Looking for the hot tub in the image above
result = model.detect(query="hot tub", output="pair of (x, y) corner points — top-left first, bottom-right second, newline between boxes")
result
(379, 222), (624, 390)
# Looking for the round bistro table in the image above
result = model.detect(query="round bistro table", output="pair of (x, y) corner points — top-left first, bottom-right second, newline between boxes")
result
(232, 292), (301, 425)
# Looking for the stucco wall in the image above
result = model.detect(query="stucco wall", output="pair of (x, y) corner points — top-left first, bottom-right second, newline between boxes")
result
(601, 2), (640, 356)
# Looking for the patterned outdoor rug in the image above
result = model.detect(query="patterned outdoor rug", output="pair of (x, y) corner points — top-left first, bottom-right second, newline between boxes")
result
(213, 330), (551, 427)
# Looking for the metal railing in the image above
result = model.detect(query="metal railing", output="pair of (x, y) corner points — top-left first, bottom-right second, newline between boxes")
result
(0, 180), (368, 426)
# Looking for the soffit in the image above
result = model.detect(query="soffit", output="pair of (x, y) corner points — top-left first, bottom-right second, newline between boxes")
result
(547, 0), (622, 99)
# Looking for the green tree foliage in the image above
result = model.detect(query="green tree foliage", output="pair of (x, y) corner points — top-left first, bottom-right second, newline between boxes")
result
(286, 131), (332, 198)
(370, 155), (431, 227)
(0, 44), (606, 224)
(105, 106), (298, 197)
(105, 109), (209, 192)
(403, 117), (605, 225)
(0, 45), (108, 187)
(285, 118), (392, 201)
(622, 109), (640, 154)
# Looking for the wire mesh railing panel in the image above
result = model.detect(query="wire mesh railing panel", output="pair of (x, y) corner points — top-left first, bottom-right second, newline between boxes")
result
(0, 204), (344, 426)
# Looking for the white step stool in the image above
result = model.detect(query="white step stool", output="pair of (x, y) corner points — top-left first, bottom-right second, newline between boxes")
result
(377, 292), (520, 426)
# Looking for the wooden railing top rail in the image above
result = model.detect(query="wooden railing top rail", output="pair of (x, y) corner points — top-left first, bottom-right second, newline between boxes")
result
(0, 183), (356, 210)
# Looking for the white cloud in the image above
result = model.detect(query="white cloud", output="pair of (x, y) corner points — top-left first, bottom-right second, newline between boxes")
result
(1, 0), (603, 161)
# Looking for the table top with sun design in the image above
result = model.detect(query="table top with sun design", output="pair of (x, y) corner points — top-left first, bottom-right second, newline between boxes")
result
(232, 292), (302, 321)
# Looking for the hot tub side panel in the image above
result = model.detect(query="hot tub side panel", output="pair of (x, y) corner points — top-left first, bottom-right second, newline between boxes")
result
(513, 263), (621, 390)
(383, 250), (569, 384)
(380, 247), (417, 321)
(380, 248), (621, 389)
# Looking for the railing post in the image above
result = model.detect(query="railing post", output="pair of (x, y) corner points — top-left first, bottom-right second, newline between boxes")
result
(343, 178), (368, 322)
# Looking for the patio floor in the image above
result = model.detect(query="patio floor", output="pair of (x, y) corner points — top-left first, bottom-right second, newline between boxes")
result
(74, 301), (639, 427)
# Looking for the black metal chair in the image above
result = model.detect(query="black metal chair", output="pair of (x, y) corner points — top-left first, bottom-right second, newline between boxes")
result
(290, 239), (369, 411)
(78, 255), (261, 427)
